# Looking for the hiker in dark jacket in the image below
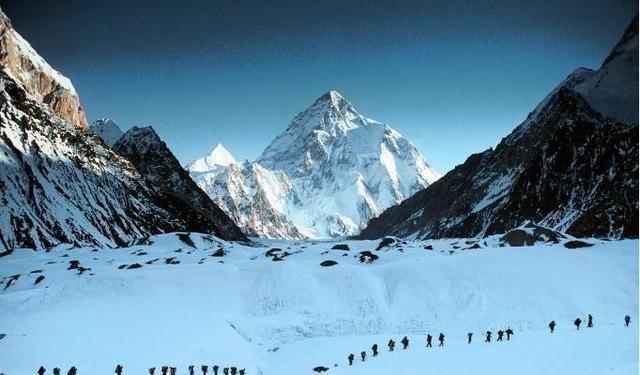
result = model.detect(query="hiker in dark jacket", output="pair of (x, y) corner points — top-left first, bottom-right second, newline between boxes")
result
(222, 368), (229, 375)
(588, 314), (593, 328)
(201, 365), (208, 375)
(161, 366), (168, 375)
(497, 330), (504, 341)
(53, 368), (60, 375)
(67, 368), (77, 375)
(115, 364), (123, 375)
(372, 343), (379, 356)
(549, 320), (556, 333)
(149, 368), (156, 375)
(485, 331), (492, 342)
(188, 365), (194, 375)
(212, 365), (219, 375)
(426, 334), (432, 347)
(38, 367), (46, 375)
(388, 339), (396, 351)
(438, 333), (445, 347)
(574, 318), (582, 330)
(239, 370), (245, 375)
(467, 332), (473, 344)
(361, 351), (367, 362)
(230, 367), (237, 375)
(401, 336), (409, 349)
(625, 315), (631, 327)
(506, 328), (514, 340)
(170, 367), (176, 375)
(348, 353), (354, 365)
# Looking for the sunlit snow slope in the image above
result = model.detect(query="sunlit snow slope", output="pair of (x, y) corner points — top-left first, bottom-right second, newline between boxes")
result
(0, 235), (636, 374)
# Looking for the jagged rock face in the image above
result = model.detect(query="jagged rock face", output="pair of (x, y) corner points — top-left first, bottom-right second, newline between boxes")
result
(189, 149), (304, 239)
(0, 71), (217, 250)
(189, 92), (439, 239)
(90, 118), (124, 147)
(359, 18), (639, 240)
(0, 8), (88, 129)
(113, 128), (248, 242)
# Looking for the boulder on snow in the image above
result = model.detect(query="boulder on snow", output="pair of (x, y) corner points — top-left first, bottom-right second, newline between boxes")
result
(313, 366), (329, 373)
(127, 263), (143, 269)
(331, 244), (350, 251)
(357, 251), (379, 263)
(320, 260), (338, 267)
(500, 222), (565, 246)
(564, 240), (594, 249)
(34, 275), (45, 284)
(376, 237), (398, 250)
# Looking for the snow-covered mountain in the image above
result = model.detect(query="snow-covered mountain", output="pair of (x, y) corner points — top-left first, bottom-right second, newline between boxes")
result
(189, 91), (439, 238)
(0, 9), (245, 250)
(0, 8), (88, 129)
(359, 16), (639, 240)
(113, 128), (247, 241)
(189, 144), (304, 239)
(90, 118), (124, 147)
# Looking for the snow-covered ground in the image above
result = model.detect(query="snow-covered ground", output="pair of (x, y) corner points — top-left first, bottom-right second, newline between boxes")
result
(0, 234), (637, 374)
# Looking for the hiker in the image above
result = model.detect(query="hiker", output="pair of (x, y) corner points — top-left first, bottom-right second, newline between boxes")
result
(506, 328), (514, 340)
(161, 366), (168, 375)
(361, 351), (367, 362)
(239, 370), (245, 375)
(549, 320), (556, 333)
(485, 331), (492, 342)
(467, 332), (473, 344)
(372, 343), (379, 356)
(202, 365), (208, 375)
(115, 364), (123, 375)
(38, 367), (46, 375)
(388, 339), (396, 351)
(230, 367), (237, 375)
(426, 334), (433, 347)
(188, 365), (194, 375)
(574, 318), (582, 330)
(223, 368), (229, 375)
(438, 333), (445, 347)
(497, 330), (504, 341)
(212, 365), (219, 375)
(53, 369), (60, 375)
(149, 368), (156, 375)
(170, 367), (176, 375)
(67, 368), (77, 375)
(588, 314), (593, 328)
(401, 336), (409, 349)
(348, 353), (354, 365)
(625, 315), (631, 327)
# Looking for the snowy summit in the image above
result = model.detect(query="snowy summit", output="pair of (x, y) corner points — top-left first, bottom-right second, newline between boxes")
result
(189, 90), (440, 239)
(188, 143), (238, 172)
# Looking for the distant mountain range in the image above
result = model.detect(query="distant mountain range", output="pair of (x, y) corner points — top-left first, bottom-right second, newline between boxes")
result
(359, 16), (638, 240)
(188, 90), (440, 239)
(0, 5), (636, 250)
(0, 8), (246, 251)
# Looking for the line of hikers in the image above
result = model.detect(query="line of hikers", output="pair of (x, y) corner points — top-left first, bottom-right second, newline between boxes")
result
(344, 314), (633, 367)
(32, 315), (633, 374)
(34, 364), (247, 375)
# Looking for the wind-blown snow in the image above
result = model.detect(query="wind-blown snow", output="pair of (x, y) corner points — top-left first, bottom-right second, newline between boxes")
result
(0, 234), (636, 374)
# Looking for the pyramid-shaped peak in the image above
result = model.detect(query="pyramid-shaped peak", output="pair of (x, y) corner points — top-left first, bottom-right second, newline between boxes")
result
(209, 143), (237, 166)
(187, 143), (237, 172)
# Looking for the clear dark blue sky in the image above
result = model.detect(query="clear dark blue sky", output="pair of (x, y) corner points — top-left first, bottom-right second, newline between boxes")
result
(2, 0), (637, 172)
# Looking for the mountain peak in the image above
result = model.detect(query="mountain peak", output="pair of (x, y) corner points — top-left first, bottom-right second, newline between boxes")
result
(90, 118), (124, 147)
(187, 142), (237, 172)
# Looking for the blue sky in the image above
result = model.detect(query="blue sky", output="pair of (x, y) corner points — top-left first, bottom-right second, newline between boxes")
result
(3, 0), (637, 173)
